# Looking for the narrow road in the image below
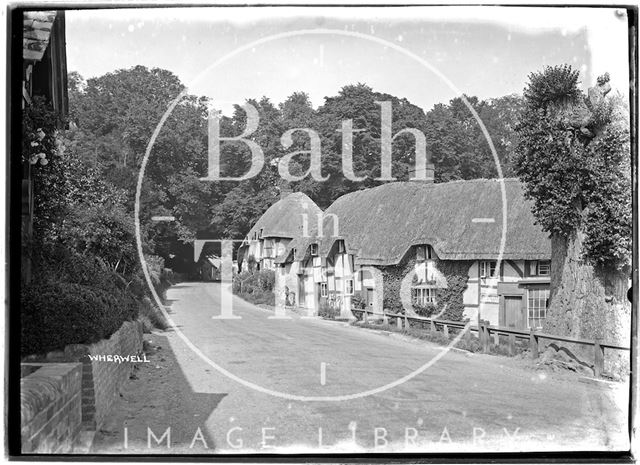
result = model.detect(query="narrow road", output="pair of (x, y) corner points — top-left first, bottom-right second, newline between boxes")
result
(94, 282), (629, 453)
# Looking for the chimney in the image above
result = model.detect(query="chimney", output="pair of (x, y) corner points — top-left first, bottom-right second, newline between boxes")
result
(278, 180), (293, 199)
(409, 162), (435, 183)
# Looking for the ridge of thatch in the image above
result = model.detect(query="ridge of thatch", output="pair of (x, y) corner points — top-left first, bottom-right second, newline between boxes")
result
(278, 178), (550, 265)
(245, 192), (322, 241)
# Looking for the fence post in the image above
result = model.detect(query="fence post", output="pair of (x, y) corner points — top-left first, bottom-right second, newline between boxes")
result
(443, 324), (449, 339)
(508, 333), (516, 356)
(594, 338), (604, 378)
(364, 309), (368, 324)
(382, 311), (388, 326)
(483, 324), (490, 353)
(493, 330), (500, 346)
(404, 314), (409, 330)
(430, 318), (436, 333)
(529, 328), (538, 359)
(397, 315), (402, 329)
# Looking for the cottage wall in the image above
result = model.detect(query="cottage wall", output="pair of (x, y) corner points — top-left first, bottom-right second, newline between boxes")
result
(462, 261), (480, 321)
(275, 263), (301, 308)
(360, 266), (384, 316)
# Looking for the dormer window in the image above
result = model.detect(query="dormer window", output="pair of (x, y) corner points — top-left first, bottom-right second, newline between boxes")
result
(337, 240), (345, 254)
(416, 245), (433, 261)
(310, 243), (318, 256)
(258, 228), (263, 239)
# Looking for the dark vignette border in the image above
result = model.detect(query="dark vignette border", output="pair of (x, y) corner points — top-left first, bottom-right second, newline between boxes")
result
(5, 2), (638, 463)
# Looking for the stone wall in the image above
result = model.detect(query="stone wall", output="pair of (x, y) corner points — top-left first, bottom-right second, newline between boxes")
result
(21, 363), (83, 453)
(23, 320), (144, 434)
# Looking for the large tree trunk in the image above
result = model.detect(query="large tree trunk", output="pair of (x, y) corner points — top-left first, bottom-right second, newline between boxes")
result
(543, 231), (630, 378)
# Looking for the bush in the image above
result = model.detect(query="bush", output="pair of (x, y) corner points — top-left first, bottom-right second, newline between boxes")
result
(318, 300), (340, 319)
(413, 302), (439, 317)
(21, 281), (138, 356)
(28, 244), (173, 332)
(454, 336), (483, 353)
(232, 269), (275, 306)
(351, 294), (365, 310)
(140, 296), (170, 331)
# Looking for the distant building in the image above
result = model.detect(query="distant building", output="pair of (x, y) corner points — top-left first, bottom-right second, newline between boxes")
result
(237, 190), (322, 273)
(199, 255), (221, 282)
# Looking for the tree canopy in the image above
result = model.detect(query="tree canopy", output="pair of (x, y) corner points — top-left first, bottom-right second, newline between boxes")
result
(514, 65), (631, 270)
(63, 66), (524, 270)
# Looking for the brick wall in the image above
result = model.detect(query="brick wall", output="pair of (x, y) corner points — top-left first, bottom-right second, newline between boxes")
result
(23, 320), (144, 434)
(21, 363), (83, 453)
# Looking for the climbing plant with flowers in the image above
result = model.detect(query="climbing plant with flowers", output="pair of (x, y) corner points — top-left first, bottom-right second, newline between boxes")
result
(22, 96), (62, 167)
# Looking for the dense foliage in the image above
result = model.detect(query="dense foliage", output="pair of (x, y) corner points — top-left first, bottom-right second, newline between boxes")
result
(380, 257), (469, 321)
(431, 260), (472, 321)
(22, 88), (171, 355)
(21, 281), (138, 355)
(67, 69), (522, 269)
(514, 65), (631, 270)
(232, 269), (276, 306)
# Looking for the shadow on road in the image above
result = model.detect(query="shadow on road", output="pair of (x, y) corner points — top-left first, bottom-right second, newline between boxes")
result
(90, 331), (227, 454)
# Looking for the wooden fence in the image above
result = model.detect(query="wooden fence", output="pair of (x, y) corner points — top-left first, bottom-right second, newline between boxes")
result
(350, 308), (629, 378)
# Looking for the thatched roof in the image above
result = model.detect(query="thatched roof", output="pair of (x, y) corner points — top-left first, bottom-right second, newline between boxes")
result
(23, 11), (57, 61)
(245, 192), (321, 241)
(277, 179), (550, 265)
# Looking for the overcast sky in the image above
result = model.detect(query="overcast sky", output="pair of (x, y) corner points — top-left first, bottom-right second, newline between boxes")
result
(66, 6), (630, 116)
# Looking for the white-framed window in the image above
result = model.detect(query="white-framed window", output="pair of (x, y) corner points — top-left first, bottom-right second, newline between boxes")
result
(416, 245), (434, 261)
(320, 282), (328, 297)
(310, 243), (318, 256)
(412, 287), (436, 306)
(480, 261), (497, 279)
(345, 279), (354, 296)
(528, 288), (549, 329)
(258, 228), (263, 239)
(538, 261), (550, 276)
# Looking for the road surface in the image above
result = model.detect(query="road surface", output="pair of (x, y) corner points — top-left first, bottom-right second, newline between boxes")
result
(92, 282), (629, 454)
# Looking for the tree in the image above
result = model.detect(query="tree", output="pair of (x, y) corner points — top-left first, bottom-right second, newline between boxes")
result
(514, 65), (631, 371)
(424, 94), (523, 181)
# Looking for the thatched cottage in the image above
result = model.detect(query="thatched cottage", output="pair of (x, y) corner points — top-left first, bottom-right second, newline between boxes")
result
(237, 189), (322, 274)
(272, 177), (552, 329)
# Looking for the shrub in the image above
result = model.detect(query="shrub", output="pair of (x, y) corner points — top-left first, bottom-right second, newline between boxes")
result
(21, 281), (138, 356)
(318, 300), (340, 319)
(232, 269), (276, 306)
(413, 302), (439, 317)
(455, 336), (483, 353)
(138, 314), (155, 334)
(29, 243), (126, 295)
(140, 296), (170, 330)
(351, 294), (365, 310)
(233, 270), (275, 295)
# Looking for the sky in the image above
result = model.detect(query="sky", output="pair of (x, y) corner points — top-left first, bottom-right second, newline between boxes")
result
(66, 6), (630, 116)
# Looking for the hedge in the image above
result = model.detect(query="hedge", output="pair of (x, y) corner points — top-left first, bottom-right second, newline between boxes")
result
(21, 281), (138, 356)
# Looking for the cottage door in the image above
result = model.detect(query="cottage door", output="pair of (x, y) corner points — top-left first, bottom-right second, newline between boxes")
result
(298, 278), (305, 308)
(504, 296), (525, 329)
(366, 288), (374, 308)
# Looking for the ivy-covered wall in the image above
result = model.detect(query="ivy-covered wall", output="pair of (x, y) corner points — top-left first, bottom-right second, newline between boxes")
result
(380, 257), (416, 314)
(379, 256), (472, 321)
(432, 259), (473, 321)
